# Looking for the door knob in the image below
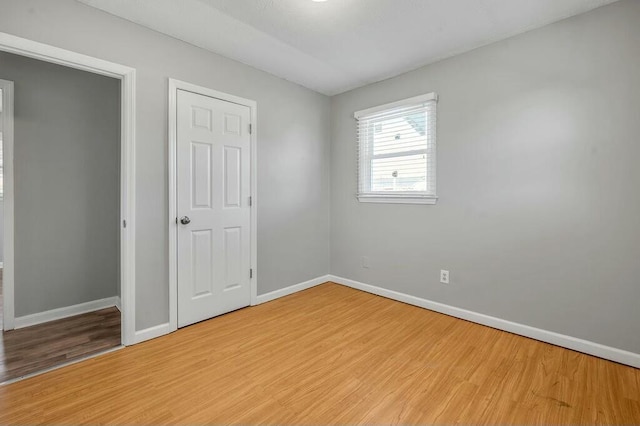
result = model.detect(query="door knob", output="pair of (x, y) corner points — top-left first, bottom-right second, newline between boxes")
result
(180, 216), (191, 225)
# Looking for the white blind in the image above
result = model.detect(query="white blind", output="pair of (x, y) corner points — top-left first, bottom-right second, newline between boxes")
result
(356, 94), (437, 200)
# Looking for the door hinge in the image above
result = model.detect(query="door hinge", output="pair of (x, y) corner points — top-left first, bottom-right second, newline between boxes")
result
(123, 220), (127, 228)
(249, 196), (252, 207)
(249, 123), (253, 135)
(250, 268), (253, 279)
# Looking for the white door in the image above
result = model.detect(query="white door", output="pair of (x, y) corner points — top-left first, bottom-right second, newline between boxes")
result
(177, 89), (251, 328)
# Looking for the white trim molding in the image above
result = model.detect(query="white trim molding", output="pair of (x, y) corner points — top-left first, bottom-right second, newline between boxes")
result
(14, 297), (120, 329)
(354, 92), (438, 119)
(357, 194), (438, 205)
(0, 78), (15, 331)
(255, 275), (331, 305)
(168, 78), (258, 334)
(0, 32), (136, 345)
(132, 322), (174, 345)
(328, 275), (640, 369)
(0, 32), (132, 79)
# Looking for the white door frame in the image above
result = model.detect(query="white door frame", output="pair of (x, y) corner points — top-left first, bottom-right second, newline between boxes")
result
(0, 32), (137, 345)
(168, 78), (257, 332)
(0, 79), (14, 328)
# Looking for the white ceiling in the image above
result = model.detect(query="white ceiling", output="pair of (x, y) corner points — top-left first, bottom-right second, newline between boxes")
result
(78, 0), (618, 95)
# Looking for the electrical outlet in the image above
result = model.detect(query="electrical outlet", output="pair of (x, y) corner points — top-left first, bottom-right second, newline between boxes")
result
(362, 256), (370, 269)
(440, 270), (450, 284)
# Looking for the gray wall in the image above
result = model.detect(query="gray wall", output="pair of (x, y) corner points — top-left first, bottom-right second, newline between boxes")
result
(3, 0), (636, 354)
(0, 51), (120, 316)
(330, 0), (640, 354)
(0, 0), (331, 329)
(0, 200), (3, 262)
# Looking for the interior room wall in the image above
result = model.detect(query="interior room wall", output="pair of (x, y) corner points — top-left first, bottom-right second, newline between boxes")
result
(1, 93), (4, 264)
(0, 51), (120, 316)
(3, 0), (637, 355)
(0, 200), (4, 263)
(330, 0), (640, 354)
(0, 0), (331, 330)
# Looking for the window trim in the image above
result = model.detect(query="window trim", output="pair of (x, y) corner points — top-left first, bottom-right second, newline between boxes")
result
(358, 194), (438, 205)
(354, 92), (438, 120)
(354, 92), (438, 205)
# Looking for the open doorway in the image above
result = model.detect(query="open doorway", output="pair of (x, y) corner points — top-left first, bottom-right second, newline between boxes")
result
(0, 51), (124, 383)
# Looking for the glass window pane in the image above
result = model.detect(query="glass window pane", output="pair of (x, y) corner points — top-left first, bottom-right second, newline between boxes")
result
(371, 153), (427, 192)
(372, 113), (427, 156)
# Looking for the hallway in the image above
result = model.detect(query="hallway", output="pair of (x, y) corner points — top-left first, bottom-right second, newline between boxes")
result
(0, 271), (121, 383)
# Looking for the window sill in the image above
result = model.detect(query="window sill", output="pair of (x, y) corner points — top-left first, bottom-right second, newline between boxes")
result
(357, 195), (438, 205)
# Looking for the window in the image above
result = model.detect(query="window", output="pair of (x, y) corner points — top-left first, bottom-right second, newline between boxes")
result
(355, 93), (437, 204)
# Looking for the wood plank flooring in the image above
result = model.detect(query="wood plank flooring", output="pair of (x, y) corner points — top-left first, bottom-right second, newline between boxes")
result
(0, 271), (122, 383)
(1, 282), (639, 424)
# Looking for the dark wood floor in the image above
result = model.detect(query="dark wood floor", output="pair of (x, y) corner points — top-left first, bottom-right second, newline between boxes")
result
(0, 271), (121, 383)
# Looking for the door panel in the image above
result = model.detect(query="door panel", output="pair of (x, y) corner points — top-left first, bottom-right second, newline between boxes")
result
(177, 89), (251, 328)
(224, 146), (241, 208)
(223, 227), (242, 291)
(191, 142), (212, 209)
(191, 230), (213, 298)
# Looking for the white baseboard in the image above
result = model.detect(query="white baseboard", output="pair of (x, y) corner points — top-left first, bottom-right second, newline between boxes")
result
(0, 262), (4, 268)
(132, 322), (173, 345)
(14, 296), (120, 329)
(328, 275), (640, 369)
(131, 275), (331, 345)
(255, 274), (331, 304)
(115, 296), (122, 312)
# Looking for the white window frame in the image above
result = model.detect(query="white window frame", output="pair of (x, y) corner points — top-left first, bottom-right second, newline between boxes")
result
(355, 92), (438, 205)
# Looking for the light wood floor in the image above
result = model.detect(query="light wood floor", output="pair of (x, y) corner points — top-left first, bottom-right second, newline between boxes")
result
(0, 282), (638, 424)
(0, 271), (122, 383)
